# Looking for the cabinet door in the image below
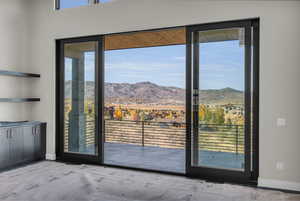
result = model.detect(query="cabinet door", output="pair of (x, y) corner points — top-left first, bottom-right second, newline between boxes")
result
(34, 125), (42, 158)
(9, 127), (24, 164)
(23, 126), (35, 161)
(0, 128), (10, 169)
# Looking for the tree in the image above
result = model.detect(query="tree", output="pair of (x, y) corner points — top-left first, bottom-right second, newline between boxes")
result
(227, 117), (232, 126)
(205, 107), (212, 123)
(115, 106), (123, 120)
(215, 108), (225, 125)
(199, 104), (206, 122)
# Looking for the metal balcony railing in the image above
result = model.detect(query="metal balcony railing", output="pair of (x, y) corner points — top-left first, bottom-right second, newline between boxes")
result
(64, 117), (244, 154)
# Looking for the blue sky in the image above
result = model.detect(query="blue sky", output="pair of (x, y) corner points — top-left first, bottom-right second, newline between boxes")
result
(105, 45), (186, 89)
(65, 40), (244, 91)
(105, 40), (244, 90)
(199, 41), (244, 90)
(60, 0), (113, 9)
(60, 0), (89, 9)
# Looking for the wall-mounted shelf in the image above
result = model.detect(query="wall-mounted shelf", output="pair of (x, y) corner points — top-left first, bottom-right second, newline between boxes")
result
(0, 98), (40, 103)
(0, 70), (41, 103)
(0, 70), (40, 78)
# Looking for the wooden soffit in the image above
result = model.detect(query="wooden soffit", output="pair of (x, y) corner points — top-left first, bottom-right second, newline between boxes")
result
(64, 27), (244, 55)
(104, 28), (186, 51)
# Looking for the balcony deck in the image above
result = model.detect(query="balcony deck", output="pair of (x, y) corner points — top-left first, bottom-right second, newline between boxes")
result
(104, 142), (244, 173)
(65, 119), (245, 173)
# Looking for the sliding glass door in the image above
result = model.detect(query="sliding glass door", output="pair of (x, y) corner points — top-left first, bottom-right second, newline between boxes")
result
(56, 19), (258, 183)
(57, 36), (104, 163)
(103, 28), (186, 173)
(186, 20), (258, 182)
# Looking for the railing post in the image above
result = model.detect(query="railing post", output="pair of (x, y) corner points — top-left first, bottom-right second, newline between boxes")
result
(235, 125), (239, 155)
(142, 121), (145, 147)
(103, 120), (106, 143)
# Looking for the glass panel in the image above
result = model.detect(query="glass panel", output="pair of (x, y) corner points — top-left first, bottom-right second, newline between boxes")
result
(60, 0), (91, 9)
(64, 41), (97, 155)
(192, 28), (245, 170)
(103, 29), (186, 173)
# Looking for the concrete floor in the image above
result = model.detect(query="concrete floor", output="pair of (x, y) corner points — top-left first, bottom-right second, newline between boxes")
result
(104, 142), (244, 173)
(0, 161), (299, 201)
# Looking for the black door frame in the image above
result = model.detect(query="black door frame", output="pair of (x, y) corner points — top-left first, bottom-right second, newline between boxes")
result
(56, 36), (104, 164)
(56, 18), (259, 184)
(185, 19), (259, 184)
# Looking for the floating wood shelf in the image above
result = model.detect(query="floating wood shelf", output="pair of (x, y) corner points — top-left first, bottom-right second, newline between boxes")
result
(0, 70), (40, 78)
(0, 98), (40, 103)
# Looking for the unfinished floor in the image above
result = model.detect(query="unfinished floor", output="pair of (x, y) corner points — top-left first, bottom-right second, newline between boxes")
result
(0, 161), (299, 201)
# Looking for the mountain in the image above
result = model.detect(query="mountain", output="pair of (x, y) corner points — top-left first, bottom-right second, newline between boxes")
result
(199, 87), (244, 104)
(65, 81), (243, 105)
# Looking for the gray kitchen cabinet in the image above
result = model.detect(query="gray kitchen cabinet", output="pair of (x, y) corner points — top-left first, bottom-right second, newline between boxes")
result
(0, 128), (10, 169)
(0, 122), (46, 171)
(10, 127), (24, 165)
(23, 124), (44, 160)
(34, 125), (42, 158)
(23, 126), (35, 161)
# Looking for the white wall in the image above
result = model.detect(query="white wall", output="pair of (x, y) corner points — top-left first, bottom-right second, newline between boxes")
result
(0, 0), (35, 121)
(25, 0), (300, 191)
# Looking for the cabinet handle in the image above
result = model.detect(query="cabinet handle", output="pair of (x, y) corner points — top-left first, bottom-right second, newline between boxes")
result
(10, 129), (12, 139)
(6, 130), (9, 139)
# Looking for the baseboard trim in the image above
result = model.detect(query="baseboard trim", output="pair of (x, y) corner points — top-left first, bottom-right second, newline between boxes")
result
(258, 178), (300, 192)
(45, 153), (56, 161)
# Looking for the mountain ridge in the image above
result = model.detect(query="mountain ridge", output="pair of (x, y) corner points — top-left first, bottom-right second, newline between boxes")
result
(65, 81), (243, 105)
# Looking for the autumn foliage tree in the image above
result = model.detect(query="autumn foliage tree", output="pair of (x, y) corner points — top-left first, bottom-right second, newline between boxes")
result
(199, 104), (225, 125)
(114, 107), (123, 120)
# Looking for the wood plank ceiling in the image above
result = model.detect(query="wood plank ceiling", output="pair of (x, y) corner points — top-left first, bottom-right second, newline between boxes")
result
(65, 27), (243, 54)
(105, 28), (186, 51)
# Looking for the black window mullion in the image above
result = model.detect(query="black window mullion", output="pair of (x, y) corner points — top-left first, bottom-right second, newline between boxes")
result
(185, 28), (192, 174)
(251, 20), (260, 180)
(96, 36), (104, 164)
(192, 31), (200, 166)
(244, 22), (252, 178)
